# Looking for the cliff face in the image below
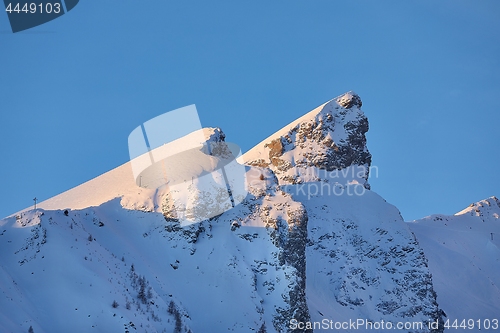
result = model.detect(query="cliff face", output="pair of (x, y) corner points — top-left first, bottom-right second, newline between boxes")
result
(243, 91), (372, 189)
(297, 186), (444, 333)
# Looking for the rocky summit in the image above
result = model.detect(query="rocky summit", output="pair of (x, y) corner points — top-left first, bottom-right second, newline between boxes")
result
(243, 91), (372, 189)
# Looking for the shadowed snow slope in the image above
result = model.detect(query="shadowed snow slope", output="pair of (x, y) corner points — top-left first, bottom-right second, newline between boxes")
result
(408, 197), (500, 324)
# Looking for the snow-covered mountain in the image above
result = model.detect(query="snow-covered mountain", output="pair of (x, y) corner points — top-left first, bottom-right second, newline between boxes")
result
(408, 197), (500, 325)
(0, 92), (496, 333)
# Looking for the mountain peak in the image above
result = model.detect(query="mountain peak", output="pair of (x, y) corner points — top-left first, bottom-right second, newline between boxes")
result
(336, 90), (362, 108)
(242, 91), (372, 187)
(455, 196), (500, 218)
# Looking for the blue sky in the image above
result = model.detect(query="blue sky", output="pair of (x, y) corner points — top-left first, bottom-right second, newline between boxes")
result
(1, 0), (499, 221)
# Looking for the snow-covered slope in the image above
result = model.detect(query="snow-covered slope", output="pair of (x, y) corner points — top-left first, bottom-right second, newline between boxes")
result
(408, 197), (500, 325)
(0, 188), (307, 333)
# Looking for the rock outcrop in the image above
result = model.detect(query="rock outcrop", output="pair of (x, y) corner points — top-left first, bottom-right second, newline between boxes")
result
(243, 91), (372, 189)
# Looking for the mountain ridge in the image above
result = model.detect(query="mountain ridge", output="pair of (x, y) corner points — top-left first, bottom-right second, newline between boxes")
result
(0, 92), (497, 333)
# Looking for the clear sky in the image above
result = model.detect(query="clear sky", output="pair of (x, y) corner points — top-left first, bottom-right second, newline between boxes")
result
(1, 0), (499, 221)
